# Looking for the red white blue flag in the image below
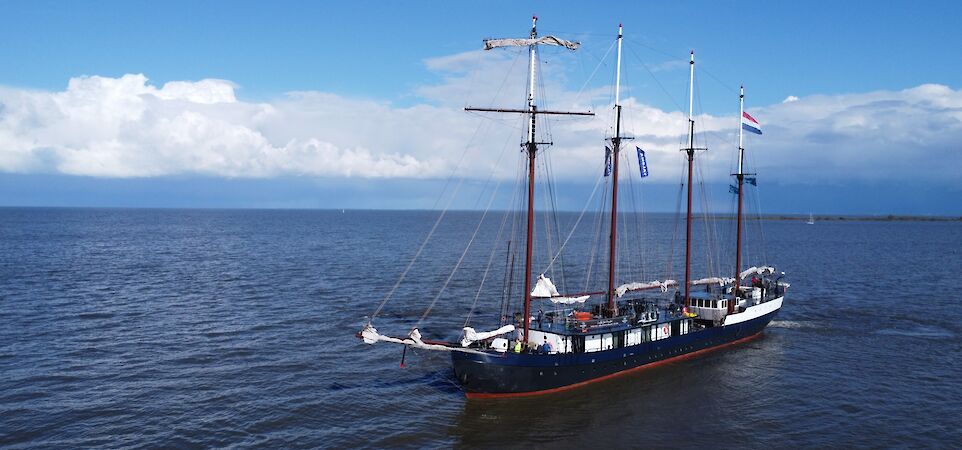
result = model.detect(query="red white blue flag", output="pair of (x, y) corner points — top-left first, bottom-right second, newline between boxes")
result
(742, 111), (762, 135)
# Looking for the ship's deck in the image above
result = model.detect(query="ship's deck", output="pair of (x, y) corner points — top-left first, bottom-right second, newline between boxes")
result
(527, 286), (783, 338)
(530, 300), (692, 337)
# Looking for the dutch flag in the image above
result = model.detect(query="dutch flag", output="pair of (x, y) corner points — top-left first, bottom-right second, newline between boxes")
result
(742, 111), (762, 135)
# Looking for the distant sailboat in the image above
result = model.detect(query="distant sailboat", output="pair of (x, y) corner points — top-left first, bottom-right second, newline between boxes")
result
(807, 213), (815, 225)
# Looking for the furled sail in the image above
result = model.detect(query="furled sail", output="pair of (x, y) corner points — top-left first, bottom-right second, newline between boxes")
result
(691, 277), (735, 286)
(461, 325), (515, 347)
(484, 36), (580, 50)
(616, 279), (678, 297)
(360, 325), (485, 355)
(548, 295), (590, 305)
(739, 266), (775, 280)
(531, 274), (560, 297)
(531, 274), (590, 304)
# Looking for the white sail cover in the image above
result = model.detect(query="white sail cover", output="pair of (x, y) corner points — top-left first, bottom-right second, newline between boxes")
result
(739, 266), (775, 280)
(549, 295), (590, 304)
(360, 325), (485, 355)
(531, 274), (590, 304)
(616, 279), (678, 297)
(691, 277), (735, 286)
(484, 36), (580, 51)
(460, 324), (515, 347)
(531, 274), (560, 298)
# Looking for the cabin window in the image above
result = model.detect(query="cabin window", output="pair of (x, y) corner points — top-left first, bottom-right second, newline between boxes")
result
(585, 334), (602, 353)
(572, 335), (585, 354)
(711, 300), (717, 308)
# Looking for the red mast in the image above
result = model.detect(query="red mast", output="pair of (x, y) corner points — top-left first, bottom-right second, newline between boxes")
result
(466, 17), (593, 346)
(683, 51), (697, 308)
(731, 86), (747, 315)
(606, 24), (625, 316)
(521, 16), (539, 346)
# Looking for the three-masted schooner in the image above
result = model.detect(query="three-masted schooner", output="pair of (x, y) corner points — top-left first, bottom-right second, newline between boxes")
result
(359, 18), (789, 398)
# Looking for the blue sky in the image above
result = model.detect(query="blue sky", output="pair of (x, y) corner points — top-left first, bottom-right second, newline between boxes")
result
(0, 1), (960, 214)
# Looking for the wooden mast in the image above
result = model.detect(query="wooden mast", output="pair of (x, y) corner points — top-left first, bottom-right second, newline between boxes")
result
(683, 51), (696, 308)
(466, 17), (593, 346)
(521, 15), (540, 347)
(731, 86), (746, 314)
(606, 24), (624, 316)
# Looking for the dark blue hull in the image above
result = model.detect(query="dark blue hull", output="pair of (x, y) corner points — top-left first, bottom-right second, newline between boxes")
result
(451, 308), (779, 398)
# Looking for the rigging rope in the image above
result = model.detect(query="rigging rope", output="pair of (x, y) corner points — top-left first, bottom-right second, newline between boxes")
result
(625, 43), (685, 113)
(368, 177), (463, 324)
(667, 154), (686, 284)
(462, 186), (514, 329)
(417, 165), (507, 328)
(585, 175), (609, 293)
(370, 48), (527, 325)
(542, 166), (607, 275)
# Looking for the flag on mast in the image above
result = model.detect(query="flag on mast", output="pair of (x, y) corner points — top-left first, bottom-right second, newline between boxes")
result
(742, 111), (762, 135)
(604, 146), (612, 177)
(636, 147), (649, 178)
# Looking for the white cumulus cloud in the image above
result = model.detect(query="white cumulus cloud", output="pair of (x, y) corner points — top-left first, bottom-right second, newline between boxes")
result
(0, 60), (959, 188)
(0, 74), (450, 178)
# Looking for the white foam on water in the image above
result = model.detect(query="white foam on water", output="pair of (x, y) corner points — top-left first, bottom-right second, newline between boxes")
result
(769, 320), (821, 329)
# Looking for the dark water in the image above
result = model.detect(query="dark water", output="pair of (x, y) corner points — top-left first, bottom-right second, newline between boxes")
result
(1, 208), (960, 448)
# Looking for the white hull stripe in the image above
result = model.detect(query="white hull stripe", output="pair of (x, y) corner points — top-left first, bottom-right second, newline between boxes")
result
(723, 296), (783, 326)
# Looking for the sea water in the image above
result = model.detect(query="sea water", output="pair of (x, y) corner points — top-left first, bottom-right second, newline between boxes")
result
(1, 208), (960, 448)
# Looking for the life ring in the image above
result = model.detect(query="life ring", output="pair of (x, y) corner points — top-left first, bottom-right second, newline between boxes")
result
(663, 325), (670, 335)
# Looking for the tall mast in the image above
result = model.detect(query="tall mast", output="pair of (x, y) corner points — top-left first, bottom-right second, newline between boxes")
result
(731, 86), (746, 314)
(464, 18), (593, 346)
(683, 51), (696, 308)
(522, 15), (538, 343)
(606, 24), (624, 316)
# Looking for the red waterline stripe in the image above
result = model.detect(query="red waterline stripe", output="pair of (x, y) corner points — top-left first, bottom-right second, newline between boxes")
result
(465, 331), (764, 400)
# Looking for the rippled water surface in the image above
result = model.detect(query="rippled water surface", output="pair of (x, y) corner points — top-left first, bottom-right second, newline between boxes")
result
(1, 208), (960, 448)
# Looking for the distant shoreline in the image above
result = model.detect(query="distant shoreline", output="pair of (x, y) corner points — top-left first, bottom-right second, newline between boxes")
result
(0, 206), (960, 221)
(729, 214), (962, 222)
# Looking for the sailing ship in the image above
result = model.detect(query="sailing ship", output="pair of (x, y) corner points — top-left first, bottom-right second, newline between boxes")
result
(359, 18), (789, 398)
(807, 213), (815, 225)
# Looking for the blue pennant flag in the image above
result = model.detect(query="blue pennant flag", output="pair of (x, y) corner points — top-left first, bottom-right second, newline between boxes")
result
(729, 184), (739, 194)
(636, 147), (649, 178)
(604, 146), (612, 177)
(746, 176), (757, 186)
